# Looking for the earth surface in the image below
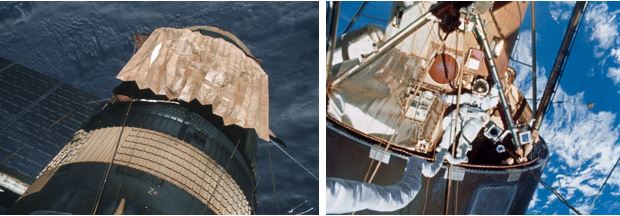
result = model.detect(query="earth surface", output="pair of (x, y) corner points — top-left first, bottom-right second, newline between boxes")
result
(0, 2), (318, 214)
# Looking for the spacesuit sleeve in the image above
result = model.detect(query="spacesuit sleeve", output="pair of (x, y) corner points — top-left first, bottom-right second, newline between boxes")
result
(441, 93), (473, 105)
(479, 84), (500, 110)
(325, 157), (423, 214)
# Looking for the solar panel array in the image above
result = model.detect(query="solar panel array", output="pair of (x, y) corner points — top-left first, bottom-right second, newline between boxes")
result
(0, 57), (102, 183)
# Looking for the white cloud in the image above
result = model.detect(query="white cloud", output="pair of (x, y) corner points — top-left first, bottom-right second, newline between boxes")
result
(581, 2), (620, 92)
(584, 2), (620, 57)
(576, 204), (595, 215)
(512, 30), (620, 214)
(511, 29), (546, 105)
(538, 75), (620, 214)
(611, 48), (620, 63)
(545, 193), (556, 207)
(550, 2), (576, 23)
(608, 67), (620, 85)
(529, 189), (540, 209)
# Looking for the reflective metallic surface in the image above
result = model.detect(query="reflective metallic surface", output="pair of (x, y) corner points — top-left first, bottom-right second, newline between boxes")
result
(117, 27), (270, 140)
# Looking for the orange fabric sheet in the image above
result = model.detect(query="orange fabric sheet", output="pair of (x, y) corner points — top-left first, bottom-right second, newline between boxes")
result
(117, 27), (269, 140)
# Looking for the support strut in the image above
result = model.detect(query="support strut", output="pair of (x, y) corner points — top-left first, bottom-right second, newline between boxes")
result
(533, 2), (587, 131)
(472, 14), (521, 148)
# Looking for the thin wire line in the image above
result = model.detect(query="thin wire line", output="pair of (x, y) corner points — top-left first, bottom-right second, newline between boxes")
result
(362, 157), (376, 182)
(540, 181), (582, 214)
(445, 28), (464, 215)
(297, 207), (314, 215)
(589, 155), (620, 209)
(202, 138), (242, 214)
(268, 143), (280, 214)
(422, 178), (430, 214)
(92, 100), (133, 214)
(343, 2), (369, 34)
(270, 141), (318, 181)
(359, 14), (389, 23)
(287, 200), (308, 214)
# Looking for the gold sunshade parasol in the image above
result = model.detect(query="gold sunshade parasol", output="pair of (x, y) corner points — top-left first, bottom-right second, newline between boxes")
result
(116, 27), (270, 140)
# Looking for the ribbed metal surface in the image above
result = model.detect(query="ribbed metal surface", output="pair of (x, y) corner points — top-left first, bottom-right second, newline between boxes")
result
(35, 127), (250, 214)
(83, 101), (256, 203)
(11, 162), (215, 214)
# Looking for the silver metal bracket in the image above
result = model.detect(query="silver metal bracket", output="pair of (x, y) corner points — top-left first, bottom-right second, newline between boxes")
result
(369, 145), (391, 164)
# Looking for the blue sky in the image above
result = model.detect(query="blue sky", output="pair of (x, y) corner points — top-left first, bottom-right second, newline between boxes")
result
(334, 2), (620, 214)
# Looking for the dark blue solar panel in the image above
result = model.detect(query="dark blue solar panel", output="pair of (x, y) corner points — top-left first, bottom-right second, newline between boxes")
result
(0, 58), (102, 183)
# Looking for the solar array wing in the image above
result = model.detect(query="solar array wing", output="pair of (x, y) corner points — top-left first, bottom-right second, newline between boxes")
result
(0, 57), (102, 184)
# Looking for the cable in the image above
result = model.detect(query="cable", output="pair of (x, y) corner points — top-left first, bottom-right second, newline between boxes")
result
(0, 63), (15, 73)
(297, 207), (314, 215)
(202, 139), (242, 214)
(251, 167), (261, 213)
(86, 98), (111, 104)
(589, 155), (620, 209)
(359, 14), (389, 23)
(343, 2), (369, 34)
(444, 27), (465, 215)
(540, 181), (582, 214)
(270, 141), (319, 181)
(92, 100), (133, 214)
(287, 200), (308, 214)
(268, 143), (280, 214)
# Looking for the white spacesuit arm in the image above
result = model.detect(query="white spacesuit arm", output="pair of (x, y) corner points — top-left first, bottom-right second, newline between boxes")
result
(441, 93), (473, 105)
(479, 84), (500, 110)
(325, 158), (423, 214)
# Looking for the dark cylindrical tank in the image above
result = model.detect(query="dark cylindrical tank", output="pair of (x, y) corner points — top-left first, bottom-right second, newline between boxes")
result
(327, 119), (548, 214)
(9, 83), (258, 214)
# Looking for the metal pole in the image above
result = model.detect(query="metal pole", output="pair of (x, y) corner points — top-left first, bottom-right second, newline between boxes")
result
(326, 2), (341, 80)
(330, 9), (435, 87)
(531, 2), (538, 115)
(472, 14), (521, 148)
(533, 2), (587, 131)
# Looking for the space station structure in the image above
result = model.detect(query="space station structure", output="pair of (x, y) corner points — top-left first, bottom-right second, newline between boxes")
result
(327, 2), (551, 214)
(8, 26), (269, 214)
